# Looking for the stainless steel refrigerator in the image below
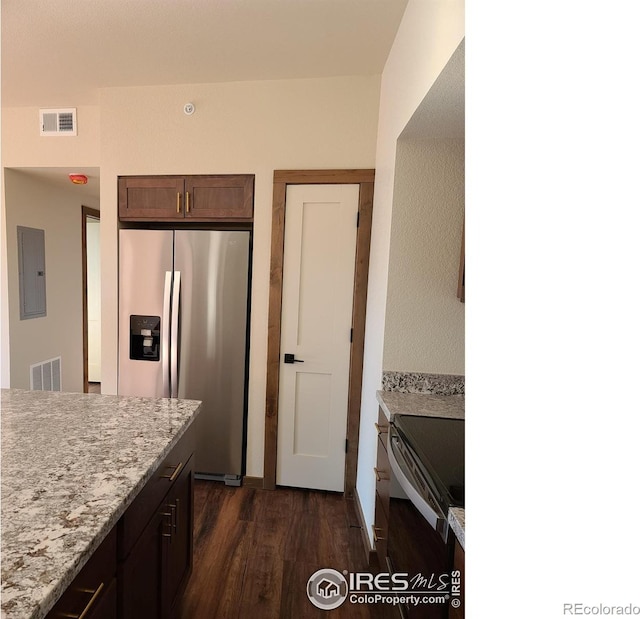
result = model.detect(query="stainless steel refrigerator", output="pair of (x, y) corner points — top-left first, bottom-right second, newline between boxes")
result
(118, 229), (251, 484)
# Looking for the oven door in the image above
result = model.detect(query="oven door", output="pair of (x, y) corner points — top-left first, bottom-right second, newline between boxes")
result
(388, 428), (449, 542)
(386, 428), (452, 619)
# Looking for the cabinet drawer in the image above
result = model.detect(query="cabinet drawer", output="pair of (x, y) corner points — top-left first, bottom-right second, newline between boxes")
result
(45, 529), (116, 619)
(74, 579), (116, 619)
(375, 434), (391, 518)
(118, 427), (195, 559)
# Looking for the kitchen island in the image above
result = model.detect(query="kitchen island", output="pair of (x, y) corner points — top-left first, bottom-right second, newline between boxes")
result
(1, 388), (201, 619)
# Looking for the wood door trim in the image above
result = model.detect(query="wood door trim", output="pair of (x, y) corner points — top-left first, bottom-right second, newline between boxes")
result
(82, 206), (101, 393)
(264, 169), (374, 493)
(242, 476), (265, 489)
(273, 169), (375, 184)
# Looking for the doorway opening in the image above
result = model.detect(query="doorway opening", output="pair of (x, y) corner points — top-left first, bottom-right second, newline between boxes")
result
(82, 206), (101, 393)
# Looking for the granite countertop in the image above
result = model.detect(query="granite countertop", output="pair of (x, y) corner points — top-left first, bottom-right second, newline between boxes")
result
(448, 507), (465, 550)
(376, 390), (465, 548)
(376, 390), (464, 421)
(0, 388), (202, 619)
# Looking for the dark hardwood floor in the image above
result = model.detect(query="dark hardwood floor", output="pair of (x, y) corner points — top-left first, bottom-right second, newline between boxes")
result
(177, 481), (395, 619)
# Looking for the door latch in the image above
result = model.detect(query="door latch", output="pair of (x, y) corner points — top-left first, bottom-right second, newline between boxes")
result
(284, 353), (304, 364)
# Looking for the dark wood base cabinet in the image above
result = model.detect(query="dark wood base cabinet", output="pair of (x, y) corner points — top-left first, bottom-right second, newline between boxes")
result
(45, 529), (117, 619)
(119, 455), (193, 619)
(45, 429), (195, 619)
(372, 408), (390, 570)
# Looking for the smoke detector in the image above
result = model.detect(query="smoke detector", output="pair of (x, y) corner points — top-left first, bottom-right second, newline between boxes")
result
(69, 173), (88, 185)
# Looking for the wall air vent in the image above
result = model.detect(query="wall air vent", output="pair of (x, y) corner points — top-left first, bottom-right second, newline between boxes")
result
(39, 108), (77, 136)
(30, 356), (62, 391)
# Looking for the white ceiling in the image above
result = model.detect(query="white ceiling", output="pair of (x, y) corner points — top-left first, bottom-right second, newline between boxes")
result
(2, 0), (464, 199)
(10, 167), (101, 202)
(1, 0), (409, 107)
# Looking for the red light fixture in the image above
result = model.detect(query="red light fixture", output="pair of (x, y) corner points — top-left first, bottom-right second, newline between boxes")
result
(69, 173), (88, 185)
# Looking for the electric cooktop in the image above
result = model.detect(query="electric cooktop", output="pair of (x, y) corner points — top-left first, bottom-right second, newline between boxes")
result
(392, 414), (465, 509)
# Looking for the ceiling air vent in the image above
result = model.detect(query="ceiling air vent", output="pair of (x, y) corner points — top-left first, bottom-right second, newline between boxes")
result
(39, 108), (77, 136)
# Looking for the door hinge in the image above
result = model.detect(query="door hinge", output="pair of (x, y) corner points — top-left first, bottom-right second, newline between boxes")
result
(356, 211), (360, 227)
(345, 439), (349, 453)
(350, 328), (353, 343)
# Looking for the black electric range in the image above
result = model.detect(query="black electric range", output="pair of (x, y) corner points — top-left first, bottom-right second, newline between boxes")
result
(390, 414), (465, 532)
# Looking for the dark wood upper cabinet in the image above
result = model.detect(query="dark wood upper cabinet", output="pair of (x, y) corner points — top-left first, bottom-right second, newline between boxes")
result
(118, 175), (254, 222)
(118, 177), (185, 221)
(185, 175), (254, 220)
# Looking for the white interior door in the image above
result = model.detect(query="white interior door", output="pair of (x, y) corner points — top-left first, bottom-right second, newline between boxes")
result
(276, 184), (359, 491)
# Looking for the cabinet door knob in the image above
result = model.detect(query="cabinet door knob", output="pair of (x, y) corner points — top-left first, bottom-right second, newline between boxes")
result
(168, 502), (178, 531)
(374, 422), (388, 435)
(162, 507), (174, 542)
(176, 192), (182, 214)
(371, 526), (386, 543)
(374, 467), (389, 482)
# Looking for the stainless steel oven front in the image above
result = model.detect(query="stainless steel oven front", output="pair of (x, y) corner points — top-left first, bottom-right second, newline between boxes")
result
(385, 416), (464, 619)
(388, 424), (450, 541)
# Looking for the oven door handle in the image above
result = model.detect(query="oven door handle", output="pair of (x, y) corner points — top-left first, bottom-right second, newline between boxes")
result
(388, 434), (448, 541)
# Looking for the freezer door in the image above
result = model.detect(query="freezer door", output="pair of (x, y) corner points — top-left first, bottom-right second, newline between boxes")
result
(174, 230), (250, 477)
(118, 230), (174, 397)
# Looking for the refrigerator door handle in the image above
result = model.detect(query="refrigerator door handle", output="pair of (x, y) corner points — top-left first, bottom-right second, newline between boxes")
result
(170, 271), (181, 398)
(162, 271), (172, 397)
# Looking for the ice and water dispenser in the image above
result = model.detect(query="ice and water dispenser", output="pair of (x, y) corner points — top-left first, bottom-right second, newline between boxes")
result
(129, 315), (161, 361)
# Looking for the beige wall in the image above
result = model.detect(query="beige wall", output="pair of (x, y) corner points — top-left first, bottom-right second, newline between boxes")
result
(98, 76), (381, 477)
(356, 0), (464, 543)
(383, 137), (464, 373)
(1, 181), (10, 386)
(1, 76), (380, 475)
(4, 169), (99, 392)
(1, 105), (100, 385)
(1, 106), (101, 167)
